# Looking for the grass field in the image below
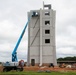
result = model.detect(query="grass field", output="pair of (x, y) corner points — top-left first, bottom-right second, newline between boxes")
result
(0, 71), (76, 75)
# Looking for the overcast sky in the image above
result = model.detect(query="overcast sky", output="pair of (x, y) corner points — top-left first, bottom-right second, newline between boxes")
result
(0, 0), (76, 62)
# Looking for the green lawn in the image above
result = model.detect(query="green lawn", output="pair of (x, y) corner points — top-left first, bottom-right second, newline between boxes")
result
(0, 71), (76, 75)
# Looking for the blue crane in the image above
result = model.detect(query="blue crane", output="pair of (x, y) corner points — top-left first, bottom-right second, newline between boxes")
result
(12, 11), (39, 62)
(12, 18), (30, 62)
(2, 11), (39, 72)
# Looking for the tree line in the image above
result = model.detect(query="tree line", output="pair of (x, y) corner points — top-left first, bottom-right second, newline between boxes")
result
(57, 56), (76, 61)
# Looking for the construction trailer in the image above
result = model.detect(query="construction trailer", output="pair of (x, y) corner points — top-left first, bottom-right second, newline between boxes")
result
(27, 3), (57, 66)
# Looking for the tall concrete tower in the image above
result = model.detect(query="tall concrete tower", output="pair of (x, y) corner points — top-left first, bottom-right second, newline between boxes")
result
(27, 3), (57, 66)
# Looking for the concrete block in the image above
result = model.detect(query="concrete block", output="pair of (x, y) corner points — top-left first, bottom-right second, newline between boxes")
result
(30, 46), (40, 56)
(42, 46), (53, 55)
(42, 56), (53, 63)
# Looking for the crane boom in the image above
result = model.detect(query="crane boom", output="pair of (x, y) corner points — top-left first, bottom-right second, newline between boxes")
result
(12, 19), (30, 62)
(12, 11), (38, 62)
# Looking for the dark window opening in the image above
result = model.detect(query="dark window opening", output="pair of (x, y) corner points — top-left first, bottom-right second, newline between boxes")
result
(45, 39), (50, 43)
(45, 21), (50, 25)
(45, 12), (50, 15)
(31, 59), (35, 66)
(45, 30), (50, 34)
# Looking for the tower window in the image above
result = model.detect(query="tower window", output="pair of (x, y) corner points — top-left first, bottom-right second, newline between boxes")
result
(45, 30), (50, 34)
(45, 21), (50, 25)
(45, 39), (50, 43)
(45, 12), (50, 15)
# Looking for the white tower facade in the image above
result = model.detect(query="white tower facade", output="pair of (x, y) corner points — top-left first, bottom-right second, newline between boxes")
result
(27, 4), (57, 66)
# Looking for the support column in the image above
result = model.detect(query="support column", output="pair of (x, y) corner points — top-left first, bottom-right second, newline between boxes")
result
(39, 9), (42, 66)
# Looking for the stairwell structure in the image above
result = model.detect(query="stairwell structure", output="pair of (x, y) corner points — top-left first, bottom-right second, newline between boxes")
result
(27, 4), (57, 66)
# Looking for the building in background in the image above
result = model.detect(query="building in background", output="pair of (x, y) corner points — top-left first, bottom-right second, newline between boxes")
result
(27, 3), (57, 66)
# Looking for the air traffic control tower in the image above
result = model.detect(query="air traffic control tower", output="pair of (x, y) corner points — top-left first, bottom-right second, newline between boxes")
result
(27, 3), (57, 66)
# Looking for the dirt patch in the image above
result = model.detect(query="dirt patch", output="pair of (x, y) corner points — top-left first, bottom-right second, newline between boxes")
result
(0, 65), (76, 72)
(23, 66), (76, 72)
(0, 65), (3, 72)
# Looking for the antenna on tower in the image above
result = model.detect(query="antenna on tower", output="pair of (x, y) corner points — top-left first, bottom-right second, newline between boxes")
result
(43, 1), (51, 9)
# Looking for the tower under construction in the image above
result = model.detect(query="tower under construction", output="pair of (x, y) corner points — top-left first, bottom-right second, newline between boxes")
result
(27, 3), (57, 66)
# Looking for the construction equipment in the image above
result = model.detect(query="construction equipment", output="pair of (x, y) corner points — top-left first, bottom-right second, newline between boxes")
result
(2, 11), (39, 72)
(12, 19), (29, 62)
(2, 60), (24, 72)
(49, 63), (54, 68)
(59, 63), (66, 68)
(2, 17), (29, 72)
